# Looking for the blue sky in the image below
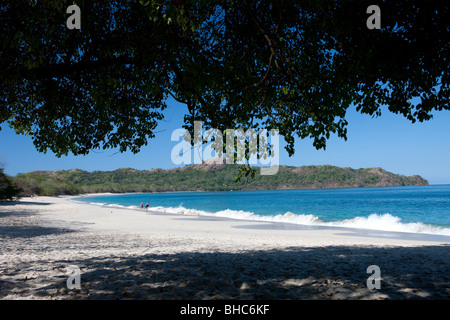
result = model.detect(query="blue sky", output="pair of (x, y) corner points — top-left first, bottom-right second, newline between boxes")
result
(1, 98), (450, 184)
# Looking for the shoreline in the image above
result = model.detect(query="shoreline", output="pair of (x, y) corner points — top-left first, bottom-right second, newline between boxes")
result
(45, 183), (441, 198)
(1, 196), (449, 299)
(27, 183), (449, 202)
(71, 193), (450, 240)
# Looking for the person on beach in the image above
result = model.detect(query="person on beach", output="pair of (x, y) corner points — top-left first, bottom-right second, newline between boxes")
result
(145, 202), (149, 211)
(140, 202), (144, 210)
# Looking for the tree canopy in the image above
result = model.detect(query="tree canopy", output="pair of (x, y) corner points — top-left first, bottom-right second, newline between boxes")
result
(1, 0), (449, 158)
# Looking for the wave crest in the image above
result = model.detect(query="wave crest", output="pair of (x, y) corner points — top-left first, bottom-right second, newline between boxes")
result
(147, 206), (450, 236)
(75, 199), (450, 236)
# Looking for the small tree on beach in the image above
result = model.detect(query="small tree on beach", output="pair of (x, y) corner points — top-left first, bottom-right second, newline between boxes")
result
(0, 168), (21, 201)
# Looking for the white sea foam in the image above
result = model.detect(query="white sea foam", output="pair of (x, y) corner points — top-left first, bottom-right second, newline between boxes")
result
(147, 205), (450, 236)
(326, 213), (450, 235)
(79, 199), (450, 236)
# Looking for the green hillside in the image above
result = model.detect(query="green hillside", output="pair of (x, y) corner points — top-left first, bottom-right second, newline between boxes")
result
(10, 163), (429, 197)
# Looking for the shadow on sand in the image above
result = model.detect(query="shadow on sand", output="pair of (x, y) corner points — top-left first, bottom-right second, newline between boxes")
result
(2, 245), (449, 300)
(0, 201), (52, 206)
(0, 224), (73, 239)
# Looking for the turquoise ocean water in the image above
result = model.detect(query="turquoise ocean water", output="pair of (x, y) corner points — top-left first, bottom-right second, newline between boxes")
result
(75, 185), (450, 236)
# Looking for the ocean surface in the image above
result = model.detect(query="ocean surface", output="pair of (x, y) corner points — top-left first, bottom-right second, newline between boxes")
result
(75, 185), (450, 237)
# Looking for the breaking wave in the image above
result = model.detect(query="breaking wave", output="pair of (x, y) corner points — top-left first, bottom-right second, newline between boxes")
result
(73, 198), (450, 236)
(147, 205), (450, 236)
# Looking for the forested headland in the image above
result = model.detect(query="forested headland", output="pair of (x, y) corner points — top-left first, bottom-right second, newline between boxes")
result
(5, 163), (429, 197)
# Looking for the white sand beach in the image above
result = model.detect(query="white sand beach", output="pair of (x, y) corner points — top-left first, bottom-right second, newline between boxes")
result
(0, 195), (449, 300)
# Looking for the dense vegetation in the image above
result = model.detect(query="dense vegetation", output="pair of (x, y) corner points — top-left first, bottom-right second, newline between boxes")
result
(0, 169), (21, 200)
(10, 164), (428, 196)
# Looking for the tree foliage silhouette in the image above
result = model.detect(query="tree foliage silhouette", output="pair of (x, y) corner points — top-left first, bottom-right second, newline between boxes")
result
(1, 0), (448, 157)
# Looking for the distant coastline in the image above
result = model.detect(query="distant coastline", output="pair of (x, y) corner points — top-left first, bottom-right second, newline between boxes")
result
(9, 163), (428, 197)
